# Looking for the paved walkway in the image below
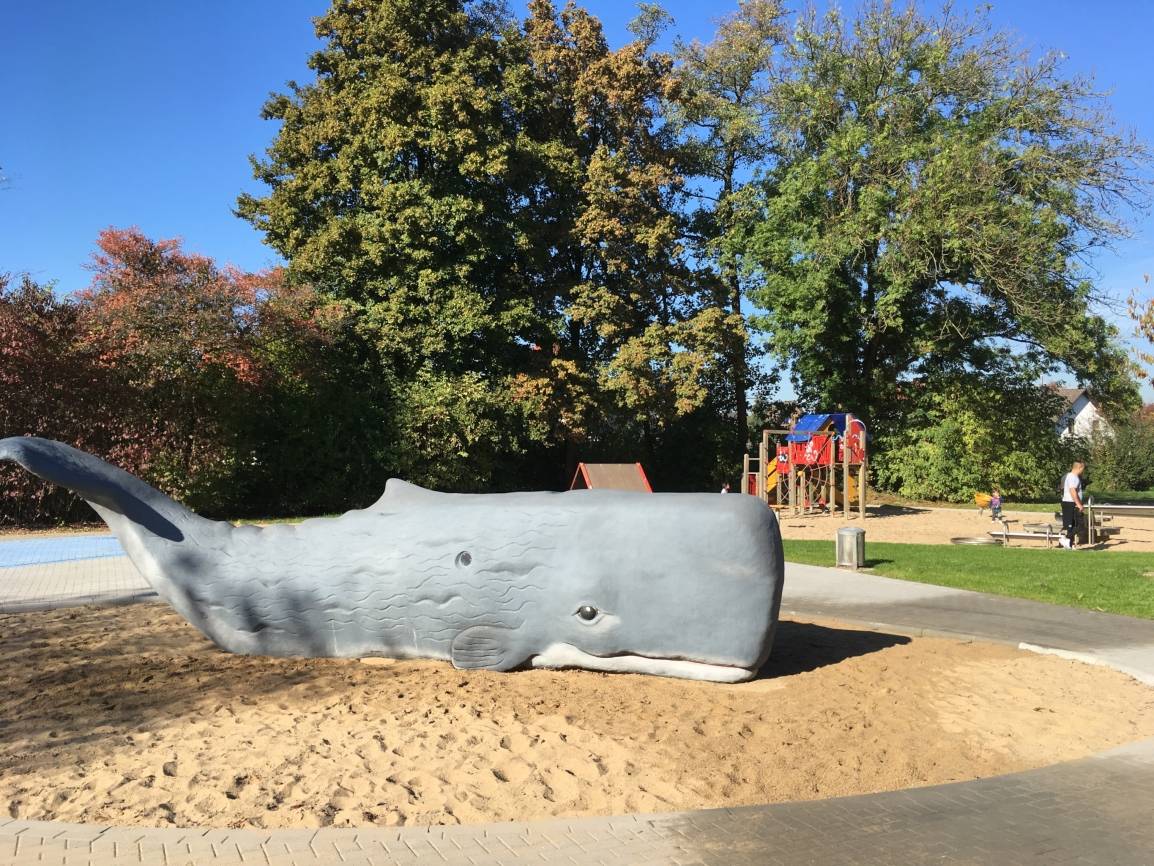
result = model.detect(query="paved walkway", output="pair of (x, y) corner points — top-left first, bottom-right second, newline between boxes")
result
(3, 547), (1154, 864)
(781, 562), (1154, 687)
(0, 553), (153, 613)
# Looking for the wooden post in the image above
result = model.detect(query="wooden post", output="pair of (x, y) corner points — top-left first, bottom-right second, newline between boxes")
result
(842, 416), (852, 519)
(758, 432), (770, 505)
(859, 456), (868, 519)
(741, 453), (751, 495)
(827, 439), (835, 516)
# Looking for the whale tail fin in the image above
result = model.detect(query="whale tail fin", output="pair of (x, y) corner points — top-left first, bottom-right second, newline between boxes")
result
(0, 436), (206, 542)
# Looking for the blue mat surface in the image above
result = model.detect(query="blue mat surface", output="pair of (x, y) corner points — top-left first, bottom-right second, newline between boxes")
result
(0, 536), (125, 568)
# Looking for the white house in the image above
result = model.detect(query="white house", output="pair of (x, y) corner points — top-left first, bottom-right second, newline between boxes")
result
(1052, 386), (1111, 440)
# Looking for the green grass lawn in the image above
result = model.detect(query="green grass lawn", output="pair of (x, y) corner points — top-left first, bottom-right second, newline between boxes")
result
(1092, 489), (1154, 504)
(783, 539), (1154, 619)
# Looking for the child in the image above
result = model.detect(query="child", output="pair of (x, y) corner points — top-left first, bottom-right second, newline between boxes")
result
(989, 487), (1003, 521)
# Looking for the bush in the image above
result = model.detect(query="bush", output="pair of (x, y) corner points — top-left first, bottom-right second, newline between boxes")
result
(0, 274), (146, 524)
(1089, 418), (1154, 492)
(872, 375), (1077, 503)
(0, 231), (381, 525)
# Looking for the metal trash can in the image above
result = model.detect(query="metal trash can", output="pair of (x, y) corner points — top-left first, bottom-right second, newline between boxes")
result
(836, 526), (865, 569)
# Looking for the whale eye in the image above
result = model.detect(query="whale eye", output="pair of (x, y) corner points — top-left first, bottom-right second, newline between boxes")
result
(576, 605), (598, 622)
(455, 551), (472, 567)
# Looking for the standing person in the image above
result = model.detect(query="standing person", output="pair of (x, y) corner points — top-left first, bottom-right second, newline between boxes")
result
(720, 482), (731, 494)
(1059, 462), (1085, 549)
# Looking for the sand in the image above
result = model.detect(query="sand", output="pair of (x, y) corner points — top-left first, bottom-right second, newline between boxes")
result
(777, 505), (1154, 551)
(1, 604), (1152, 829)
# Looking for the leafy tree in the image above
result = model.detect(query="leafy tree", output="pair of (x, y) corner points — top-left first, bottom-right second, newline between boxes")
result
(1, 227), (389, 524)
(1129, 273), (1154, 379)
(79, 228), (279, 508)
(80, 227), (385, 514)
(239, 0), (741, 489)
(871, 363), (1076, 502)
(747, 1), (1147, 433)
(237, 0), (543, 489)
(675, 0), (787, 456)
(528, 1), (741, 472)
(1088, 416), (1154, 492)
(0, 274), (141, 523)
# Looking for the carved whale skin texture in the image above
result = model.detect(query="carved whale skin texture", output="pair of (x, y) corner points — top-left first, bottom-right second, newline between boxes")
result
(0, 437), (784, 682)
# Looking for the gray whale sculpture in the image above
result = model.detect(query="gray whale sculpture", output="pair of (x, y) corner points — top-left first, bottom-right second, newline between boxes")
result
(0, 437), (784, 682)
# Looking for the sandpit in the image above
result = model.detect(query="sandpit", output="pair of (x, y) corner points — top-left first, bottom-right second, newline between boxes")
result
(2, 603), (1152, 829)
(778, 505), (1154, 551)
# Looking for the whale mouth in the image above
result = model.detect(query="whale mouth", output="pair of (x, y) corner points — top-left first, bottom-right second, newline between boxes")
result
(530, 643), (755, 683)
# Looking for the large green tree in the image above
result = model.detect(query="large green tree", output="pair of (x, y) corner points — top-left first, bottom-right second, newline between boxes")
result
(237, 0), (540, 489)
(240, 0), (740, 489)
(674, 0), (787, 457)
(747, 1), (1147, 431)
(518, 0), (740, 482)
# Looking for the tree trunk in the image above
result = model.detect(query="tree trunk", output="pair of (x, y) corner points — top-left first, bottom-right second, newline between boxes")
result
(730, 267), (749, 459)
(722, 151), (748, 461)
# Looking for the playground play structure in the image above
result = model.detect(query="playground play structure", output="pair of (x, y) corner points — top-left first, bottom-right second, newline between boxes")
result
(742, 413), (868, 518)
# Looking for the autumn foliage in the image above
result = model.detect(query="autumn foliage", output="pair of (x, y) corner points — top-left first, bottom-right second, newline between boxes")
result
(1, 228), (385, 524)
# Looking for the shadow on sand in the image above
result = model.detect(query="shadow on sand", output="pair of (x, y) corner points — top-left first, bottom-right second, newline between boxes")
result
(757, 619), (910, 679)
(869, 504), (931, 518)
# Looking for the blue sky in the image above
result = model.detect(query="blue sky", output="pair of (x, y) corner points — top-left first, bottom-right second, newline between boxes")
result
(2, 0), (1151, 396)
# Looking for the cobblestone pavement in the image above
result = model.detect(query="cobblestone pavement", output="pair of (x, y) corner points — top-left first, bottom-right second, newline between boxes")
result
(4, 739), (1153, 865)
(3, 542), (1154, 864)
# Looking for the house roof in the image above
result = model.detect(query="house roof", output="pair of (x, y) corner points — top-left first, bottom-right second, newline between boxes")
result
(1046, 383), (1089, 408)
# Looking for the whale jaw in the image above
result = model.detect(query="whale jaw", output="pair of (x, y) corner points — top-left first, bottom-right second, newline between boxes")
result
(529, 643), (756, 683)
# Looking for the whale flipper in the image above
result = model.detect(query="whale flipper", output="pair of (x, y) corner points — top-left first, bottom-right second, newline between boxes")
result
(0, 437), (200, 541)
(450, 624), (531, 672)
